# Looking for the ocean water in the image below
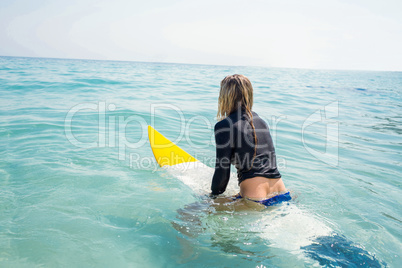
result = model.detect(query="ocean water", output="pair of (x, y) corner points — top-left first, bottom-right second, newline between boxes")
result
(0, 56), (401, 267)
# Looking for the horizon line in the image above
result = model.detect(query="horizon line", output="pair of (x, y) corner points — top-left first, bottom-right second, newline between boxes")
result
(1, 54), (401, 73)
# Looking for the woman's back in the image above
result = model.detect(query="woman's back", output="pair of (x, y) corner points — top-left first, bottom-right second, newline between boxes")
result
(217, 108), (281, 183)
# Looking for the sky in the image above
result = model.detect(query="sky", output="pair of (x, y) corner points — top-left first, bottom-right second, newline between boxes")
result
(1, 0), (402, 71)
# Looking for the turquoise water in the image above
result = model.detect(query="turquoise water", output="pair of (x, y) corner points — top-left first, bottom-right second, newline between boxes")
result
(0, 56), (401, 267)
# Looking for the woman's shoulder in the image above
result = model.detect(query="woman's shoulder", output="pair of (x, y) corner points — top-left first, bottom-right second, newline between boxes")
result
(251, 111), (270, 129)
(214, 113), (241, 131)
(214, 117), (231, 131)
(251, 110), (261, 118)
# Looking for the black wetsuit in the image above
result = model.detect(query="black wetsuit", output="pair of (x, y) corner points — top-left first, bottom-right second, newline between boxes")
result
(211, 108), (281, 195)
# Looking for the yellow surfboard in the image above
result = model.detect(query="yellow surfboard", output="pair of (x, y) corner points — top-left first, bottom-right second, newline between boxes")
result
(148, 125), (198, 167)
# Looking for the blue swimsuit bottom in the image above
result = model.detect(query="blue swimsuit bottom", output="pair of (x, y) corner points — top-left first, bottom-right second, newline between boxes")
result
(234, 191), (291, 206)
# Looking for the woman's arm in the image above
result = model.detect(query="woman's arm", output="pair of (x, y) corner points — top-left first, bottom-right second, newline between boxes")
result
(211, 120), (233, 195)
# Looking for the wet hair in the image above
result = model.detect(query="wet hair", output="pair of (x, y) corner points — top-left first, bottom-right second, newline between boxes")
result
(217, 74), (257, 166)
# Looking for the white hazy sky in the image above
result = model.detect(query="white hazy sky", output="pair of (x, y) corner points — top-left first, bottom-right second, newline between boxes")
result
(1, 0), (402, 71)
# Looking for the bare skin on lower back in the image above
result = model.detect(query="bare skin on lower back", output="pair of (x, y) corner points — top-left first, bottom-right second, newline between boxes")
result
(240, 177), (287, 199)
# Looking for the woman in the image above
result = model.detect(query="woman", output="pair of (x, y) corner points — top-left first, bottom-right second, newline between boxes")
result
(211, 74), (290, 206)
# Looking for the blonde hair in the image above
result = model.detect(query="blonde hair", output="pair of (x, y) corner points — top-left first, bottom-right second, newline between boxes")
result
(217, 74), (253, 120)
(217, 74), (257, 166)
